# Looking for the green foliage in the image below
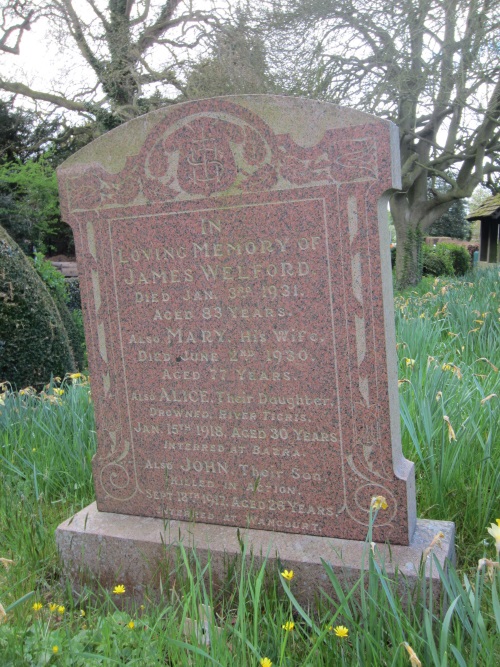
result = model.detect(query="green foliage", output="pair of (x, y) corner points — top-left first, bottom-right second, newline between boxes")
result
(32, 251), (69, 303)
(428, 198), (471, 240)
(0, 225), (77, 389)
(0, 156), (72, 255)
(444, 243), (472, 275)
(423, 243), (471, 277)
(30, 252), (86, 370)
(395, 269), (499, 559)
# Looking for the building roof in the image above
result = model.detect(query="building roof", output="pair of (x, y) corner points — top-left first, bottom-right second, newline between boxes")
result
(467, 193), (500, 220)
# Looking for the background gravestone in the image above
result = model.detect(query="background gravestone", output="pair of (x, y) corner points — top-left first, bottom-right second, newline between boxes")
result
(57, 96), (416, 546)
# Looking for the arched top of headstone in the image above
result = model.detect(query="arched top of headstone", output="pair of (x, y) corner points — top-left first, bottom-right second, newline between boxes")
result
(58, 95), (401, 217)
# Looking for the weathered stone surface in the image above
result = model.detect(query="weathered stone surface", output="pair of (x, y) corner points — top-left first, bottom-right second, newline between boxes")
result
(56, 502), (455, 606)
(58, 96), (416, 545)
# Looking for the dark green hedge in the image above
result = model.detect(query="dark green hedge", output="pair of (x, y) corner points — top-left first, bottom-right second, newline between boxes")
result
(0, 225), (77, 390)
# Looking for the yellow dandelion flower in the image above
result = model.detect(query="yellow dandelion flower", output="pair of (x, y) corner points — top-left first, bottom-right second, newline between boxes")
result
(443, 416), (456, 442)
(402, 642), (422, 666)
(32, 602), (43, 611)
(113, 584), (126, 594)
(57, 605), (65, 614)
(260, 658), (272, 667)
(49, 603), (58, 612)
(52, 646), (59, 654)
(282, 621), (295, 631)
(333, 625), (349, 638)
(371, 496), (388, 510)
(487, 522), (500, 553)
(127, 620), (135, 629)
(281, 569), (294, 581)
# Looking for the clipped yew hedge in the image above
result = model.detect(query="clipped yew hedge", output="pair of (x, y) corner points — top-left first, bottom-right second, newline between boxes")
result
(0, 225), (77, 389)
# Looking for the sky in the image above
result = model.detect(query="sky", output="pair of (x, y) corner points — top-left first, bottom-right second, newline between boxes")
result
(1, 0), (219, 118)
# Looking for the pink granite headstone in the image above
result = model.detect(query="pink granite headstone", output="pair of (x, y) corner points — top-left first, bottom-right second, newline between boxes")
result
(58, 96), (416, 545)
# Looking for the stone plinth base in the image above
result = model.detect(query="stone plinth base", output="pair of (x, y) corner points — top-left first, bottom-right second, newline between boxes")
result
(56, 503), (455, 607)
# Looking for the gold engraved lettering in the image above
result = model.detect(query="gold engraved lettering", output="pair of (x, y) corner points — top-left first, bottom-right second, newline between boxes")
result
(292, 429), (337, 443)
(164, 441), (225, 453)
(216, 392), (253, 404)
(200, 218), (222, 235)
(252, 445), (302, 458)
(182, 289), (214, 301)
(258, 393), (331, 409)
(180, 458), (228, 474)
(133, 422), (160, 434)
(118, 247), (187, 263)
(262, 411), (307, 423)
(159, 388), (209, 403)
(138, 351), (171, 362)
(291, 468), (322, 482)
(199, 261), (309, 282)
(123, 268), (193, 285)
(165, 328), (224, 343)
(219, 410), (257, 421)
(231, 427), (266, 439)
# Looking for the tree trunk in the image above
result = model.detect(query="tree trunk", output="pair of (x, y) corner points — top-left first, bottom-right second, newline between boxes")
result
(391, 193), (423, 288)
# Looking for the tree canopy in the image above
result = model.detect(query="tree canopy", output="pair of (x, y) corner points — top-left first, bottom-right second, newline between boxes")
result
(0, 1), (221, 124)
(262, 0), (500, 284)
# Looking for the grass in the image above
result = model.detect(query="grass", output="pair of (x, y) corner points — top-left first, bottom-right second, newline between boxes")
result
(1, 267), (499, 666)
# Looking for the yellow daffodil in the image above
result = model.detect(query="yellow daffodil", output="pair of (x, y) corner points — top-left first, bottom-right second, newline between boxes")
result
(282, 621), (295, 631)
(487, 521), (500, 553)
(52, 646), (59, 654)
(333, 625), (349, 638)
(281, 569), (294, 581)
(32, 602), (43, 611)
(69, 373), (84, 380)
(477, 558), (500, 581)
(371, 496), (388, 510)
(49, 603), (58, 612)
(80, 609), (86, 617)
(57, 605), (65, 614)
(403, 358), (415, 367)
(127, 620), (135, 629)
(443, 416), (456, 442)
(403, 642), (422, 666)
(53, 388), (64, 396)
(113, 584), (126, 594)
(260, 658), (272, 667)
